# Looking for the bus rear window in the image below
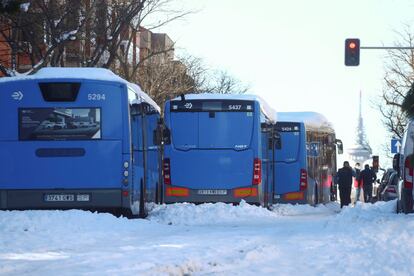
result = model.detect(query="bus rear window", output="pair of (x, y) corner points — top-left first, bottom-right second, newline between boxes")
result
(19, 108), (101, 141)
(275, 122), (301, 162)
(170, 100), (255, 112)
(169, 99), (255, 149)
(39, 82), (80, 102)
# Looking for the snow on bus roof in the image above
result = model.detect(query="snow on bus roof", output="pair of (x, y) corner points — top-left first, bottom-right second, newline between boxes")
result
(277, 111), (334, 132)
(0, 67), (160, 111)
(0, 67), (126, 83)
(129, 83), (161, 113)
(172, 93), (277, 123)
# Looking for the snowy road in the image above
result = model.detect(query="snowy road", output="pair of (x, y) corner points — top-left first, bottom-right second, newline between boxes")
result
(0, 201), (413, 276)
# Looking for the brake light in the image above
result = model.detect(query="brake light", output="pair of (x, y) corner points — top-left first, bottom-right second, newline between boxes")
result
(163, 158), (171, 185)
(300, 169), (308, 191)
(386, 187), (396, 193)
(404, 156), (413, 189)
(252, 158), (262, 185)
(234, 187), (258, 198)
(166, 187), (189, 197)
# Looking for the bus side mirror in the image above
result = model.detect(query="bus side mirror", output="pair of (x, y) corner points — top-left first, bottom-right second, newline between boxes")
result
(130, 103), (140, 116)
(261, 122), (272, 133)
(163, 127), (171, 145)
(393, 153), (401, 172)
(153, 119), (164, 146)
(335, 139), (343, 154)
(153, 129), (161, 146)
(274, 132), (282, 150)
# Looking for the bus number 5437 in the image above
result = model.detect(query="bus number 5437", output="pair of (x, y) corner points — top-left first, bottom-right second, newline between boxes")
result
(228, 105), (241, 110)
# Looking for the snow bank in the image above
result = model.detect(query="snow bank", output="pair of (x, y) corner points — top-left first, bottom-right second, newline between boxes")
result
(1, 201), (414, 275)
(148, 201), (340, 226)
(331, 199), (398, 225)
(148, 201), (278, 226)
(271, 202), (339, 216)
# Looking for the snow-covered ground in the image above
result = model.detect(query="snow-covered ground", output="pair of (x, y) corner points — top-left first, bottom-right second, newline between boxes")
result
(0, 200), (413, 276)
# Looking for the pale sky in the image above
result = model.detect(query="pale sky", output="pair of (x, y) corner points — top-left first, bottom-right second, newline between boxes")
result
(156, 0), (414, 168)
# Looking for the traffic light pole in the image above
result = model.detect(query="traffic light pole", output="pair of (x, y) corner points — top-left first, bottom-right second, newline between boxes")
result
(360, 46), (414, 50)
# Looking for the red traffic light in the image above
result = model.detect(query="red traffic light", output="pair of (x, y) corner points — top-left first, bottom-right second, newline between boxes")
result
(348, 42), (357, 49)
(345, 38), (360, 66)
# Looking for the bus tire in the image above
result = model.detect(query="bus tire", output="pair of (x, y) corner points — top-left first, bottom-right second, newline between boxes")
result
(314, 185), (319, 206)
(139, 178), (147, 218)
(396, 200), (401, 213)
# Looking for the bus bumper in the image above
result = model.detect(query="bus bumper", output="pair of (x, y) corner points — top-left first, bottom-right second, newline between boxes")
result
(164, 186), (261, 205)
(273, 191), (308, 204)
(0, 189), (124, 210)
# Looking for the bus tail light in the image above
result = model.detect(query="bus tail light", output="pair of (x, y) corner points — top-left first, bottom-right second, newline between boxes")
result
(163, 158), (171, 185)
(404, 156), (413, 189)
(166, 187), (189, 197)
(300, 169), (308, 191)
(234, 187), (258, 198)
(252, 158), (262, 185)
(385, 186), (396, 193)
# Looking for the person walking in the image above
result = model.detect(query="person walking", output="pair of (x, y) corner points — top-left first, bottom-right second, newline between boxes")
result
(354, 162), (362, 203)
(359, 164), (377, 203)
(336, 161), (354, 208)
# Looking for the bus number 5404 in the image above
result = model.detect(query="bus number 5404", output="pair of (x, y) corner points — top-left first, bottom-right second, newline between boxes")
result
(88, 93), (106, 101)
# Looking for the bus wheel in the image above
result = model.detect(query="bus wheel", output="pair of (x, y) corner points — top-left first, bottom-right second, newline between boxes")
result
(314, 185), (319, 206)
(396, 200), (401, 213)
(139, 178), (147, 218)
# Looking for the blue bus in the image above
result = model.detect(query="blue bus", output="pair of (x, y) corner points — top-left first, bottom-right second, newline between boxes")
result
(274, 112), (343, 205)
(0, 68), (161, 218)
(162, 94), (278, 206)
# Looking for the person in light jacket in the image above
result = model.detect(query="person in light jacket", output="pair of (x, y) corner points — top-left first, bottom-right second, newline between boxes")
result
(354, 163), (362, 203)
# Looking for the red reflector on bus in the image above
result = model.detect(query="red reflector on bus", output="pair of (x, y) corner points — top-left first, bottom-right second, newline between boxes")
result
(234, 187), (258, 198)
(300, 169), (308, 191)
(166, 187), (189, 197)
(283, 192), (304, 200)
(404, 156), (413, 189)
(252, 158), (262, 185)
(122, 191), (129, 197)
(163, 158), (171, 185)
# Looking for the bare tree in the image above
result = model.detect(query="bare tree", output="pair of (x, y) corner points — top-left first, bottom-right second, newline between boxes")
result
(0, 0), (94, 75)
(115, 0), (192, 82)
(135, 53), (249, 107)
(203, 70), (249, 94)
(376, 26), (414, 139)
(136, 54), (205, 105)
(0, 0), (194, 76)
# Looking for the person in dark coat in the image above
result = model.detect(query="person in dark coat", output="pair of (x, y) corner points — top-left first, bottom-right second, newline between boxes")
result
(336, 161), (355, 208)
(359, 164), (377, 203)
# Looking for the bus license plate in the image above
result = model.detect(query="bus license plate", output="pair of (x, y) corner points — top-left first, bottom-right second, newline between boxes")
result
(44, 194), (75, 202)
(197, 189), (227, 195)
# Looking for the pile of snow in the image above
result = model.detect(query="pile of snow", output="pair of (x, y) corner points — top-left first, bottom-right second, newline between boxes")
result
(1, 201), (414, 275)
(330, 199), (398, 225)
(271, 202), (339, 216)
(148, 200), (279, 226)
